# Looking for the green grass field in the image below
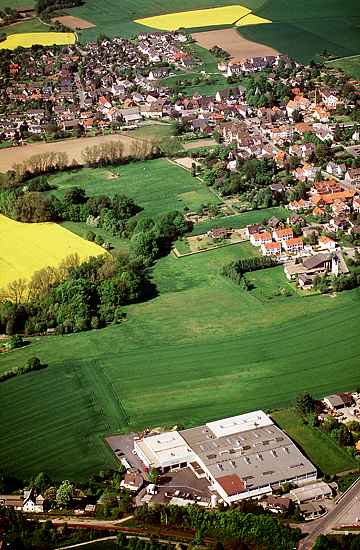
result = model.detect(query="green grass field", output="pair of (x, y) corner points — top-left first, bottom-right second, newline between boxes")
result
(1, 19), (49, 36)
(326, 55), (360, 79)
(240, 0), (360, 63)
(48, 159), (220, 218)
(272, 409), (358, 475)
(190, 207), (288, 235)
(1, 240), (360, 480)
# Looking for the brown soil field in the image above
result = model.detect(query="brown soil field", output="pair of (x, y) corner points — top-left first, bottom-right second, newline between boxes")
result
(0, 134), (143, 172)
(52, 15), (96, 30)
(192, 28), (279, 60)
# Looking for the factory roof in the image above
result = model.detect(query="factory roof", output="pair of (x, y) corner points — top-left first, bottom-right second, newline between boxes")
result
(206, 410), (272, 438)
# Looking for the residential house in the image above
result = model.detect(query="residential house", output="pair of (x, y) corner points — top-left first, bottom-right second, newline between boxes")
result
(0, 495), (24, 510)
(148, 67), (169, 80)
(318, 236), (337, 251)
(293, 163), (318, 182)
(326, 162), (346, 178)
(23, 489), (44, 513)
(299, 502), (325, 520)
(250, 231), (272, 246)
(245, 224), (263, 238)
(287, 198), (312, 212)
(262, 496), (292, 514)
(319, 88), (338, 110)
(345, 168), (360, 185)
(323, 393), (354, 410)
(261, 241), (281, 256)
(282, 237), (304, 254)
(121, 471), (144, 492)
(273, 227), (293, 242)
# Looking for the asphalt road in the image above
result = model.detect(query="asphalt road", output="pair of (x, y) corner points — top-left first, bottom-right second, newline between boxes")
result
(299, 478), (360, 549)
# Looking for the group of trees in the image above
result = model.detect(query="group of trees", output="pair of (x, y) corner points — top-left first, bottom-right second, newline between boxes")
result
(0, 252), (148, 335)
(0, 206), (190, 335)
(313, 272), (360, 294)
(135, 504), (302, 549)
(202, 154), (279, 207)
(36, 0), (83, 17)
(243, 73), (292, 109)
(82, 140), (157, 168)
(0, 181), (140, 228)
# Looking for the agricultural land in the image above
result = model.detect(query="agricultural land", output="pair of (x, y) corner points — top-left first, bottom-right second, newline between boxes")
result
(0, 214), (106, 290)
(1, 231), (360, 478)
(0, 32), (75, 49)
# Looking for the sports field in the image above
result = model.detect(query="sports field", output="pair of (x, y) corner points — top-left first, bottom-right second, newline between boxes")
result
(0, 214), (106, 291)
(0, 32), (75, 50)
(47, 159), (221, 216)
(1, 239), (360, 479)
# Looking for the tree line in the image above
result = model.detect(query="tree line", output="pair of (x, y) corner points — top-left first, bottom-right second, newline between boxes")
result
(134, 504), (302, 549)
(222, 257), (279, 285)
(0, 356), (46, 383)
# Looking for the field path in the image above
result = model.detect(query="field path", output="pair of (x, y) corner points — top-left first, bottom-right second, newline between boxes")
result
(0, 134), (144, 172)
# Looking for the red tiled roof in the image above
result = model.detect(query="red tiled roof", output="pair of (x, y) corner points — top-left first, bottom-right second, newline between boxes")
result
(216, 474), (245, 496)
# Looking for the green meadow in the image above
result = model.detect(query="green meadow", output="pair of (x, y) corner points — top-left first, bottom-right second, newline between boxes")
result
(1, 240), (360, 480)
(272, 409), (358, 475)
(47, 159), (220, 218)
(326, 55), (360, 79)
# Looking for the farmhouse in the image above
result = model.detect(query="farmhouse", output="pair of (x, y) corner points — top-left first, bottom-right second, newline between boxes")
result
(134, 411), (317, 504)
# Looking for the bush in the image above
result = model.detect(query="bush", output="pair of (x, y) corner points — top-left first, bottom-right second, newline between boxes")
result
(95, 234), (104, 245)
(86, 230), (96, 242)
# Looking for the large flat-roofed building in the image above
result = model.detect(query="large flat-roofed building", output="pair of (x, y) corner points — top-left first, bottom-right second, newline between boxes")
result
(134, 411), (317, 504)
(134, 431), (196, 471)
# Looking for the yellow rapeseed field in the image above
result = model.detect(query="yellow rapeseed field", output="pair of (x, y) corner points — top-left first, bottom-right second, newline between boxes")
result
(0, 215), (106, 291)
(0, 32), (75, 50)
(135, 5), (251, 31)
(235, 13), (271, 26)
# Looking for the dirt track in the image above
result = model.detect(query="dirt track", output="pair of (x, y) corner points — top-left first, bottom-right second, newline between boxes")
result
(0, 134), (142, 172)
(192, 28), (279, 60)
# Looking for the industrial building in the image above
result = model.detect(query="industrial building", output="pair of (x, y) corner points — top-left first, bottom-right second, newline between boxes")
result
(134, 411), (317, 504)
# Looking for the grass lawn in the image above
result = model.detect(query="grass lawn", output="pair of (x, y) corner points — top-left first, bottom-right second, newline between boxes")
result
(190, 207), (288, 235)
(47, 159), (220, 218)
(272, 409), (358, 475)
(1, 239), (360, 480)
(326, 55), (360, 79)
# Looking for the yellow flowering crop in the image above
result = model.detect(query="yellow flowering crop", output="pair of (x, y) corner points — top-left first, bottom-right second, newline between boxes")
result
(0, 32), (75, 50)
(0, 215), (106, 291)
(135, 5), (251, 31)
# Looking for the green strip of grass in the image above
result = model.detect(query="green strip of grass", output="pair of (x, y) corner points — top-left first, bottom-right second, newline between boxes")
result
(272, 408), (358, 475)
